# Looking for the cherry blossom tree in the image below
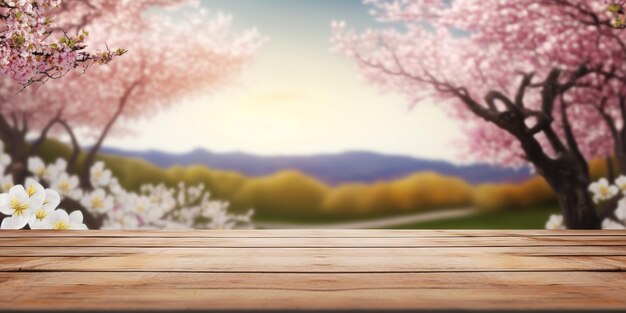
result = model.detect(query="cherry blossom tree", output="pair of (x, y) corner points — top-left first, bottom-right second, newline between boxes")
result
(0, 1), (262, 228)
(0, 0), (123, 86)
(0, 1), (263, 190)
(0, 0), (177, 182)
(332, 0), (626, 229)
(67, 8), (264, 190)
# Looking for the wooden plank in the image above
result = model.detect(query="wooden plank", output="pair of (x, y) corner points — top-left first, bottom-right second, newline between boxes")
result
(1, 230), (625, 311)
(1, 272), (625, 310)
(1, 247), (625, 272)
(1, 229), (625, 238)
(2, 235), (626, 247)
(1, 245), (626, 257)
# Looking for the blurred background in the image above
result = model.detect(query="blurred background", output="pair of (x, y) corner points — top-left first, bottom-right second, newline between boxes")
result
(2, 0), (616, 230)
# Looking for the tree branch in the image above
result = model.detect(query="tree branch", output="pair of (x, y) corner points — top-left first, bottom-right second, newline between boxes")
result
(29, 111), (63, 156)
(560, 95), (587, 173)
(515, 72), (535, 108)
(80, 77), (143, 189)
(56, 119), (81, 173)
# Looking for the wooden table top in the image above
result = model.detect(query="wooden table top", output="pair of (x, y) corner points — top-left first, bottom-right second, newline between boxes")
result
(0, 230), (625, 312)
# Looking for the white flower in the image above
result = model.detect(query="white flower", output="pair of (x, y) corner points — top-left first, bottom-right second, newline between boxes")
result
(32, 209), (87, 230)
(28, 189), (61, 229)
(28, 157), (46, 178)
(131, 196), (151, 215)
(0, 185), (43, 229)
(602, 218), (626, 230)
(616, 176), (626, 194)
(545, 214), (566, 230)
(177, 192), (186, 206)
(2, 153), (255, 230)
(24, 177), (46, 204)
(588, 178), (619, 203)
(615, 198), (626, 222)
(0, 174), (13, 192)
(109, 177), (123, 195)
(0, 153), (11, 169)
(80, 189), (114, 214)
(51, 173), (82, 199)
(145, 206), (165, 223)
(125, 194), (162, 224)
(44, 158), (67, 181)
(90, 161), (112, 187)
(102, 209), (138, 230)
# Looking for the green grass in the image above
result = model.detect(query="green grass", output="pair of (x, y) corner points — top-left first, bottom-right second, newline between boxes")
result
(389, 206), (560, 229)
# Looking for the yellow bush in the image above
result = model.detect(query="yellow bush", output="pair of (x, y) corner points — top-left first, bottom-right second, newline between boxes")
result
(321, 172), (473, 217)
(473, 176), (554, 211)
(232, 170), (330, 220)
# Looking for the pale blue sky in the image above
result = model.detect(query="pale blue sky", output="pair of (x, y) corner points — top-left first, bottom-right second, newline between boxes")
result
(104, 0), (464, 162)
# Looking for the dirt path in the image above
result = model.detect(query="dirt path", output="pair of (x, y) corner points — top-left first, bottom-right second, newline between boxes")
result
(254, 207), (478, 229)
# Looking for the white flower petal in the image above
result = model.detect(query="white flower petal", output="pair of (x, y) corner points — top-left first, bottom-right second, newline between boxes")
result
(602, 219), (626, 230)
(50, 209), (69, 224)
(71, 223), (88, 230)
(30, 218), (52, 230)
(8, 185), (28, 202)
(10, 214), (29, 229)
(0, 193), (12, 215)
(43, 189), (61, 210)
(69, 210), (84, 225)
(24, 178), (46, 201)
(0, 216), (16, 229)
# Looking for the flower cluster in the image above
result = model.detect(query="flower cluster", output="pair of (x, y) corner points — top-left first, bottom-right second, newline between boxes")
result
(97, 179), (254, 230)
(589, 178), (621, 203)
(545, 177), (626, 230)
(0, 141), (85, 230)
(23, 155), (254, 230)
(0, 177), (87, 230)
(0, 0), (124, 86)
(162, 183), (253, 230)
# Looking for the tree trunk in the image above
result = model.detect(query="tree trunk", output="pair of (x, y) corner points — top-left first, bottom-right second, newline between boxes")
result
(618, 96), (626, 175)
(5, 133), (30, 185)
(606, 156), (616, 183)
(553, 180), (600, 229)
(0, 111), (61, 185)
(618, 154), (626, 176)
(614, 131), (626, 175)
(56, 119), (81, 173)
(537, 156), (600, 229)
(7, 158), (28, 185)
(0, 116), (26, 184)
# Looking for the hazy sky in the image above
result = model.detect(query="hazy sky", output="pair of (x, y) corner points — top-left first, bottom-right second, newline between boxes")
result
(104, 0), (465, 162)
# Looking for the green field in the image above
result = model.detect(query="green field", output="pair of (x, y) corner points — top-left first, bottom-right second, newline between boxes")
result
(390, 206), (560, 229)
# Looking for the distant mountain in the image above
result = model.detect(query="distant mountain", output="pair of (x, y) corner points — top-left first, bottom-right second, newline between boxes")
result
(99, 147), (532, 185)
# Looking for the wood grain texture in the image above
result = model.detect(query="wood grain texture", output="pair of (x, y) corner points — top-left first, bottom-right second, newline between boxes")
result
(3, 229), (626, 237)
(0, 230), (625, 311)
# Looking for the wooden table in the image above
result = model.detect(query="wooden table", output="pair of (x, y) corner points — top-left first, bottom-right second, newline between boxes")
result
(1, 230), (625, 312)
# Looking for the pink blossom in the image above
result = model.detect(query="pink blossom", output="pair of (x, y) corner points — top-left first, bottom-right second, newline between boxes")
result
(0, 0), (124, 87)
(332, 0), (626, 168)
